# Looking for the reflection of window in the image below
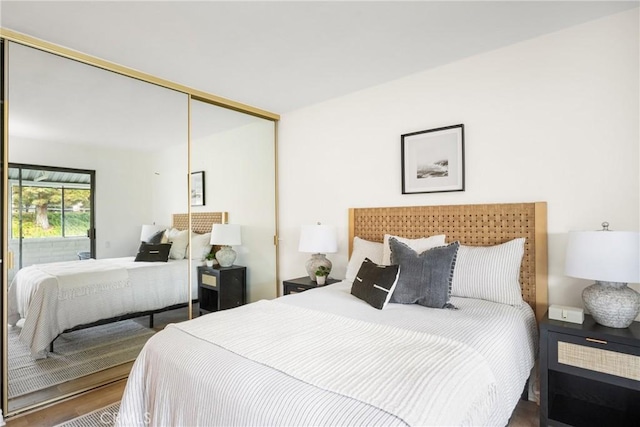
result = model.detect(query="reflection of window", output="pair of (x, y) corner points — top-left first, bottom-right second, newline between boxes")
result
(11, 184), (91, 238)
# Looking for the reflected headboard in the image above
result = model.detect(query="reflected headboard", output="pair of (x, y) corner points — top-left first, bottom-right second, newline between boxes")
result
(348, 202), (548, 321)
(172, 212), (228, 233)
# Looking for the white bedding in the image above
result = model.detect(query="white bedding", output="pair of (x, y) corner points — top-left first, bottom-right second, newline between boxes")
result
(118, 281), (537, 426)
(7, 257), (199, 357)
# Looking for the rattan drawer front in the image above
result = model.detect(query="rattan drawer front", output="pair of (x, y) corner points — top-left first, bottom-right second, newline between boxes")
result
(558, 341), (640, 381)
(201, 274), (218, 288)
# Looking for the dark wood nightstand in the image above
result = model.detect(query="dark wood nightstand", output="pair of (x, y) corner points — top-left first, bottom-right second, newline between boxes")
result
(283, 276), (340, 295)
(197, 265), (247, 315)
(539, 312), (640, 427)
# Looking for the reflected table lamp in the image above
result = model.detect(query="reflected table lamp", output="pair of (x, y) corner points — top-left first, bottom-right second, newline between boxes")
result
(299, 223), (338, 281)
(565, 222), (640, 328)
(210, 224), (242, 267)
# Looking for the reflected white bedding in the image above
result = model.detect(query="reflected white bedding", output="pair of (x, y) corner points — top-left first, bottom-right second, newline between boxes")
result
(118, 281), (537, 426)
(8, 257), (198, 357)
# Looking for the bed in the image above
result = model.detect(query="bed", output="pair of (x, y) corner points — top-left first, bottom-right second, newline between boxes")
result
(7, 211), (226, 358)
(117, 202), (548, 426)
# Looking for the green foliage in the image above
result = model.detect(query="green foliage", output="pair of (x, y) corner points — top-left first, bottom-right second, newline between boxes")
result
(11, 184), (91, 238)
(12, 211), (90, 238)
(315, 265), (330, 277)
(64, 212), (91, 236)
(14, 186), (61, 210)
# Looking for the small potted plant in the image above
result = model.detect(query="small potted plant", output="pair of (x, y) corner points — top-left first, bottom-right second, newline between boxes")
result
(205, 252), (216, 267)
(315, 266), (329, 285)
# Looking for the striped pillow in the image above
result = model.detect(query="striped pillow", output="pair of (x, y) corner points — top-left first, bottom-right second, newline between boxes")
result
(451, 238), (525, 305)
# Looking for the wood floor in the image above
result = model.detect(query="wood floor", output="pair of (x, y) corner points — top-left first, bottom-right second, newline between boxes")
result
(6, 380), (126, 427)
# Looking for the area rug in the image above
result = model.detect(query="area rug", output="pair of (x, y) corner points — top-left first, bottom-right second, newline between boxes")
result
(8, 320), (154, 398)
(54, 402), (121, 427)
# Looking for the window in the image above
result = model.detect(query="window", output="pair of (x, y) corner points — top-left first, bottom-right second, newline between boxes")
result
(11, 183), (91, 238)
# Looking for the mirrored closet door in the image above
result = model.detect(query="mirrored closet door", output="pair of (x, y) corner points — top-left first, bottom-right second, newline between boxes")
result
(4, 41), (189, 414)
(190, 99), (277, 305)
(1, 30), (279, 418)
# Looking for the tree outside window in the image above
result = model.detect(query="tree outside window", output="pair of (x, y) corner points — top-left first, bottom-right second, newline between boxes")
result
(12, 185), (91, 238)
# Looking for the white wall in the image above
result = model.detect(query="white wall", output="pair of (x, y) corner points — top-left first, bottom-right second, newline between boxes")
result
(278, 10), (640, 311)
(149, 142), (189, 227)
(9, 137), (154, 257)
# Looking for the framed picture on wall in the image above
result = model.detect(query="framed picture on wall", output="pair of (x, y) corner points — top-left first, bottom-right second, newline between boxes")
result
(191, 171), (206, 206)
(401, 124), (465, 194)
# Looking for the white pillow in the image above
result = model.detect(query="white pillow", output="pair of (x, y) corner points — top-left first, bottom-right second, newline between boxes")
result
(345, 237), (384, 282)
(451, 237), (525, 306)
(190, 232), (212, 260)
(382, 234), (446, 265)
(165, 228), (189, 260)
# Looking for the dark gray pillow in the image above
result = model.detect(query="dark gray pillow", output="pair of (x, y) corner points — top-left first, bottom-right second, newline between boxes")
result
(389, 237), (459, 309)
(135, 243), (172, 262)
(144, 229), (166, 245)
(350, 258), (400, 310)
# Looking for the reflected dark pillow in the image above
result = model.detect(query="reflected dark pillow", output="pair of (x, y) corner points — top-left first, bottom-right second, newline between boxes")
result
(389, 237), (459, 309)
(135, 243), (172, 262)
(350, 258), (400, 310)
(144, 229), (166, 245)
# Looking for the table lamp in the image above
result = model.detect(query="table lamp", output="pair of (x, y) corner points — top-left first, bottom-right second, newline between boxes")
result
(565, 222), (640, 328)
(210, 224), (242, 267)
(299, 223), (338, 281)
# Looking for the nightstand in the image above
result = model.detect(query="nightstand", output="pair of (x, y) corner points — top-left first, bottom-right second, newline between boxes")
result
(539, 312), (640, 427)
(283, 276), (340, 295)
(197, 265), (246, 315)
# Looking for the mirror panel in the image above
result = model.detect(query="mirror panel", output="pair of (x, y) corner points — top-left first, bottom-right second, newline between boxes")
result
(190, 100), (276, 303)
(5, 41), (189, 413)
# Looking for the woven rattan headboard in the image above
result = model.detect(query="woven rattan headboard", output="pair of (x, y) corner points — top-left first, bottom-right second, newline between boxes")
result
(348, 202), (548, 321)
(172, 212), (228, 234)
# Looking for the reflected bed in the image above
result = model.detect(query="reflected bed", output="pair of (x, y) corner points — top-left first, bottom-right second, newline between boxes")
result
(7, 212), (225, 357)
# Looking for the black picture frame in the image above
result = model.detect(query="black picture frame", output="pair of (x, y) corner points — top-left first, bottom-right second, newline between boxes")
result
(191, 171), (205, 206)
(401, 124), (465, 194)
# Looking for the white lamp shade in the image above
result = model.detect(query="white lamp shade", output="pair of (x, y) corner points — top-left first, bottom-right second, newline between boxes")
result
(210, 224), (242, 246)
(565, 230), (640, 283)
(298, 224), (338, 253)
(140, 224), (167, 242)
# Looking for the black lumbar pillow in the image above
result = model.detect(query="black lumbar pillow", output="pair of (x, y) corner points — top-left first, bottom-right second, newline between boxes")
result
(350, 258), (400, 310)
(135, 242), (172, 262)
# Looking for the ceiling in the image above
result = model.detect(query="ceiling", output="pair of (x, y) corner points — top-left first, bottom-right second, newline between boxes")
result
(7, 41), (261, 151)
(1, 1), (637, 115)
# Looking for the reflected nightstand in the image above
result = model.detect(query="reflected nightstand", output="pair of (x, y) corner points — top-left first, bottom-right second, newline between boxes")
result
(197, 265), (246, 315)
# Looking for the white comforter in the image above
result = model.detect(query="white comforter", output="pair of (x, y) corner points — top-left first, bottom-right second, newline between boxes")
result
(118, 281), (537, 426)
(8, 257), (197, 357)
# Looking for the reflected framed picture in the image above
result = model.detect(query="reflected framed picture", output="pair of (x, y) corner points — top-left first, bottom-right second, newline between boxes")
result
(191, 171), (205, 206)
(401, 124), (465, 194)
